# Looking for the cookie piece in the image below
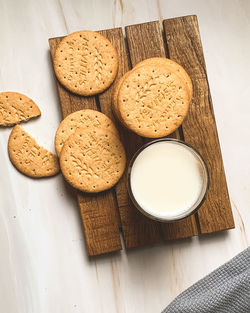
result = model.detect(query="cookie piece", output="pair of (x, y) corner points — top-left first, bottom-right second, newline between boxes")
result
(117, 64), (190, 138)
(54, 30), (118, 96)
(0, 92), (41, 127)
(112, 76), (123, 120)
(135, 57), (193, 102)
(112, 73), (131, 125)
(55, 109), (119, 156)
(60, 127), (126, 193)
(8, 125), (60, 178)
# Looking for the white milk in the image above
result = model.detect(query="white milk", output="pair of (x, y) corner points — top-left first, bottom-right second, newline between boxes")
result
(130, 141), (206, 220)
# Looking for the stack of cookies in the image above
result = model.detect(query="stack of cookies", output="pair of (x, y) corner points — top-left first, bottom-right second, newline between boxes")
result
(112, 57), (192, 138)
(55, 109), (126, 193)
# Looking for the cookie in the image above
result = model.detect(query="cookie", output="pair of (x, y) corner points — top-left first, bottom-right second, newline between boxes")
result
(55, 109), (119, 156)
(0, 92), (41, 127)
(60, 127), (126, 193)
(112, 76), (123, 120)
(112, 73), (131, 125)
(8, 125), (60, 178)
(53, 30), (118, 96)
(117, 64), (190, 138)
(134, 57), (193, 102)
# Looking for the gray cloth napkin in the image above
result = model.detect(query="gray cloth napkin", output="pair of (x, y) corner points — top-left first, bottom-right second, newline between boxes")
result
(162, 247), (250, 313)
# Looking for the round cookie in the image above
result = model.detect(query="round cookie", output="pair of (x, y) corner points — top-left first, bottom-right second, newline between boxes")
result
(134, 57), (193, 102)
(0, 92), (41, 127)
(55, 109), (119, 156)
(60, 127), (126, 193)
(54, 30), (118, 96)
(117, 64), (190, 138)
(8, 125), (60, 178)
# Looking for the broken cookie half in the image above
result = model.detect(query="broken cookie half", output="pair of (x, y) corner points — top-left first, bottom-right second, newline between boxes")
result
(8, 125), (60, 178)
(0, 92), (41, 127)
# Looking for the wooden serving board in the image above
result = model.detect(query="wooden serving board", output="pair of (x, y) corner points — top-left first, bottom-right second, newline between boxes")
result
(49, 15), (235, 256)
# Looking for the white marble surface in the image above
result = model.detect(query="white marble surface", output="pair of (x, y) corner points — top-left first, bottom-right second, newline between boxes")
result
(0, 0), (250, 312)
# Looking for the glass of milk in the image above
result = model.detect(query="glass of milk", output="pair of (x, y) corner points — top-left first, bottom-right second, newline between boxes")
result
(127, 139), (209, 222)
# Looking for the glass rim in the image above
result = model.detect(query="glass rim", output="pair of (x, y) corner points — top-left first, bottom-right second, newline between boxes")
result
(127, 138), (210, 223)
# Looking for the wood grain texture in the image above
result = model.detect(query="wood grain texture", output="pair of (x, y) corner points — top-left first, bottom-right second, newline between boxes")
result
(126, 21), (166, 67)
(98, 27), (162, 248)
(77, 191), (122, 255)
(49, 37), (122, 255)
(163, 15), (235, 233)
(125, 21), (198, 240)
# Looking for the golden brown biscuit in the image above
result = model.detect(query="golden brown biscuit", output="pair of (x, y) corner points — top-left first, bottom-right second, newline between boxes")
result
(60, 127), (126, 193)
(0, 92), (41, 127)
(54, 30), (118, 96)
(117, 64), (190, 138)
(55, 109), (119, 156)
(8, 125), (59, 178)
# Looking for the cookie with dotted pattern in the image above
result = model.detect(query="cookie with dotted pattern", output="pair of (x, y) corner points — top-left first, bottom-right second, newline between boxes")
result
(53, 30), (118, 96)
(117, 63), (190, 138)
(60, 127), (126, 193)
(0, 92), (41, 127)
(134, 57), (193, 102)
(8, 125), (60, 178)
(55, 109), (119, 156)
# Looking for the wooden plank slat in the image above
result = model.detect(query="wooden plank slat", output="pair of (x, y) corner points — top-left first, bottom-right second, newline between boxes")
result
(77, 191), (121, 255)
(125, 21), (198, 240)
(49, 37), (122, 255)
(98, 28), (163, 249)
(125, 21), (166, 67)
(163, 15), (235, 233)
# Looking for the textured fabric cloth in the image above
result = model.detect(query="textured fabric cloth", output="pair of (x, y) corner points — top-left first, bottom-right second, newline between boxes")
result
(162, 247), (250, 313)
